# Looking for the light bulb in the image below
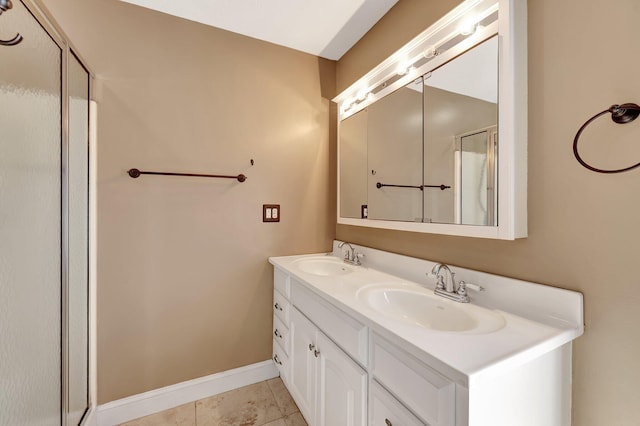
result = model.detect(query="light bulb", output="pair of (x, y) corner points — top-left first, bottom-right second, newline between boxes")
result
(356, 90), (369, 102)
(396, 65), (413, 76)
(459, 21), (479, 36)
(423, 45), (437, 59)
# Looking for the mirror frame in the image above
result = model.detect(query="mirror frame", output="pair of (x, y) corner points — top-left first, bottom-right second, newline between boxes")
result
(334, 0), (527, 240)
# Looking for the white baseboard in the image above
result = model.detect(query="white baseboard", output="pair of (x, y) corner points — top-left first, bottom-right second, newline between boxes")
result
(96, 360), (278, 426)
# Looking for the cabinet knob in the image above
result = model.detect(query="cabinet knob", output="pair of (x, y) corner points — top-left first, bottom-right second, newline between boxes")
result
(308, 343), (315, 352)
(314, 349), (320, 358)
(273, 354), (282, 366)
(385, 419), (392, 426)
(274, 329), (282, 338)
(274, 302), (283, 311)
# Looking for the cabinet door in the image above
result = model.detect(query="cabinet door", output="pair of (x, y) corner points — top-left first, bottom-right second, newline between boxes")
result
(289, 308), (318, 424)
(316, 333), (367, 426)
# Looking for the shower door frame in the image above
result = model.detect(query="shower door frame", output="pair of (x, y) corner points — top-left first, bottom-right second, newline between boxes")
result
(16, 1), (96, 424)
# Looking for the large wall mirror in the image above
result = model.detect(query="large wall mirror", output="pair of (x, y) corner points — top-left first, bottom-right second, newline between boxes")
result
(335, 0), (527, 239)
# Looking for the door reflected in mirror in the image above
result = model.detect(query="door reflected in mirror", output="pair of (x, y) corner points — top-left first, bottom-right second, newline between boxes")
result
(368, 77), (423, 222)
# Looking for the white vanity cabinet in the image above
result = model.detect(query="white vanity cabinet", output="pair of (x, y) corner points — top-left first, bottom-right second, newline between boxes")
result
(271, 248), (583, 426)
(290, 307), (367, 426)
(274, 266), (453, 426)
(273, 267), (367, 426)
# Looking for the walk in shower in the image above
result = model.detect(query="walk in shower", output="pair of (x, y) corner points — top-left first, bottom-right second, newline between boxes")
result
(1, 1), (92, 424)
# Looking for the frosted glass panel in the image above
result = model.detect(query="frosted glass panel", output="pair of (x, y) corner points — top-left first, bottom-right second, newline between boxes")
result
(68, 52), (90, 425)
(460, 131), (489, 226)
(0, 0), (62, 424)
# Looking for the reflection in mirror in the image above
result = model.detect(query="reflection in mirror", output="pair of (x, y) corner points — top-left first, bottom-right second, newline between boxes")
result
(339, 37), (498, 226)
(368, 77), (423, 221)
(340, 109), (368, 218)
(457, 127), (497, 225)
(423, 36), (498, 225)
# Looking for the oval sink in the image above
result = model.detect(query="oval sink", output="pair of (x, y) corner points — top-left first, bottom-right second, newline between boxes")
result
(357, 285), (505, 334)
(293, 256), (354, 276)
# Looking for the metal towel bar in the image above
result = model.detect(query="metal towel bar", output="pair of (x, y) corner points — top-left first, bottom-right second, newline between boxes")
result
(127, 168), (247, 182)
(376, 182), (450, 191)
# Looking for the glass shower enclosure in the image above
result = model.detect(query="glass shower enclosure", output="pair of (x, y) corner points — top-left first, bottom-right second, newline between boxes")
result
(0, 1), (91, 424)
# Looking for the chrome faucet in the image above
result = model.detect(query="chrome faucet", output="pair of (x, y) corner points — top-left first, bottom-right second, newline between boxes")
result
(338, 241), (363, 266)
(430, 263), (484, 303)
(431, 263), (455, 293)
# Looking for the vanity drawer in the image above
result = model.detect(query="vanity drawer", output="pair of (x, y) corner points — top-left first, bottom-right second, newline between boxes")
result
(273, 315), (290, 355)
(372, 335), (455, 426)
(291, 283), (368, 366)
(273, 290), (290, 325)
(274, 267), (291, 298)
(371, 381), (426, 426)
(272, 338), (290, 384)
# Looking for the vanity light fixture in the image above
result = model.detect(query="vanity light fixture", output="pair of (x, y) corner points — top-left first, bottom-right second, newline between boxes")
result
(334, 0), (500, 121)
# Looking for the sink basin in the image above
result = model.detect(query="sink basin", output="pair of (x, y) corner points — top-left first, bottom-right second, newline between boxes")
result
(357, 284), (505, 334)
(293, 256), (354, 276)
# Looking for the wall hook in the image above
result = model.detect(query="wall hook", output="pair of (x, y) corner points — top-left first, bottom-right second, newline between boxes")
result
(0, 0), (13, 14)
(1, 33), (23, 46)
(0, 0), (23, 47)
(573, 103), (640, 174)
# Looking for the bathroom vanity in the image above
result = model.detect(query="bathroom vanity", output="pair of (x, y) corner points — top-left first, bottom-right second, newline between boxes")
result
(269, 242), (583, 426)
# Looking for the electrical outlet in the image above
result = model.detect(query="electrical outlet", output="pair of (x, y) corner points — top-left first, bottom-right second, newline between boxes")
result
(263, 204), (280, 222)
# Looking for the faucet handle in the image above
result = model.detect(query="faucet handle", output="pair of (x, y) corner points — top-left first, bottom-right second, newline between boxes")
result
(458, 281), (485, 294)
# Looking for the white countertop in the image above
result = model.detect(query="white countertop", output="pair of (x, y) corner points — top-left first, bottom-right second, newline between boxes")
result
(269, 242), (584, 387)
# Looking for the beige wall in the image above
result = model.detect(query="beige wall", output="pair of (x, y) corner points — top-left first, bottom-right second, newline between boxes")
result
(44, 0), (335, 403)
(368, 86), (423, 221)
(337, 0), (640, 424)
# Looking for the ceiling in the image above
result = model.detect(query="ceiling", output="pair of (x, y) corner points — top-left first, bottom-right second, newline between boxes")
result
(118, 0), (399, 60)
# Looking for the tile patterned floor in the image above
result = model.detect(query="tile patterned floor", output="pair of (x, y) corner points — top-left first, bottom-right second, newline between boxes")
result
(119, 378), (307, 426)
